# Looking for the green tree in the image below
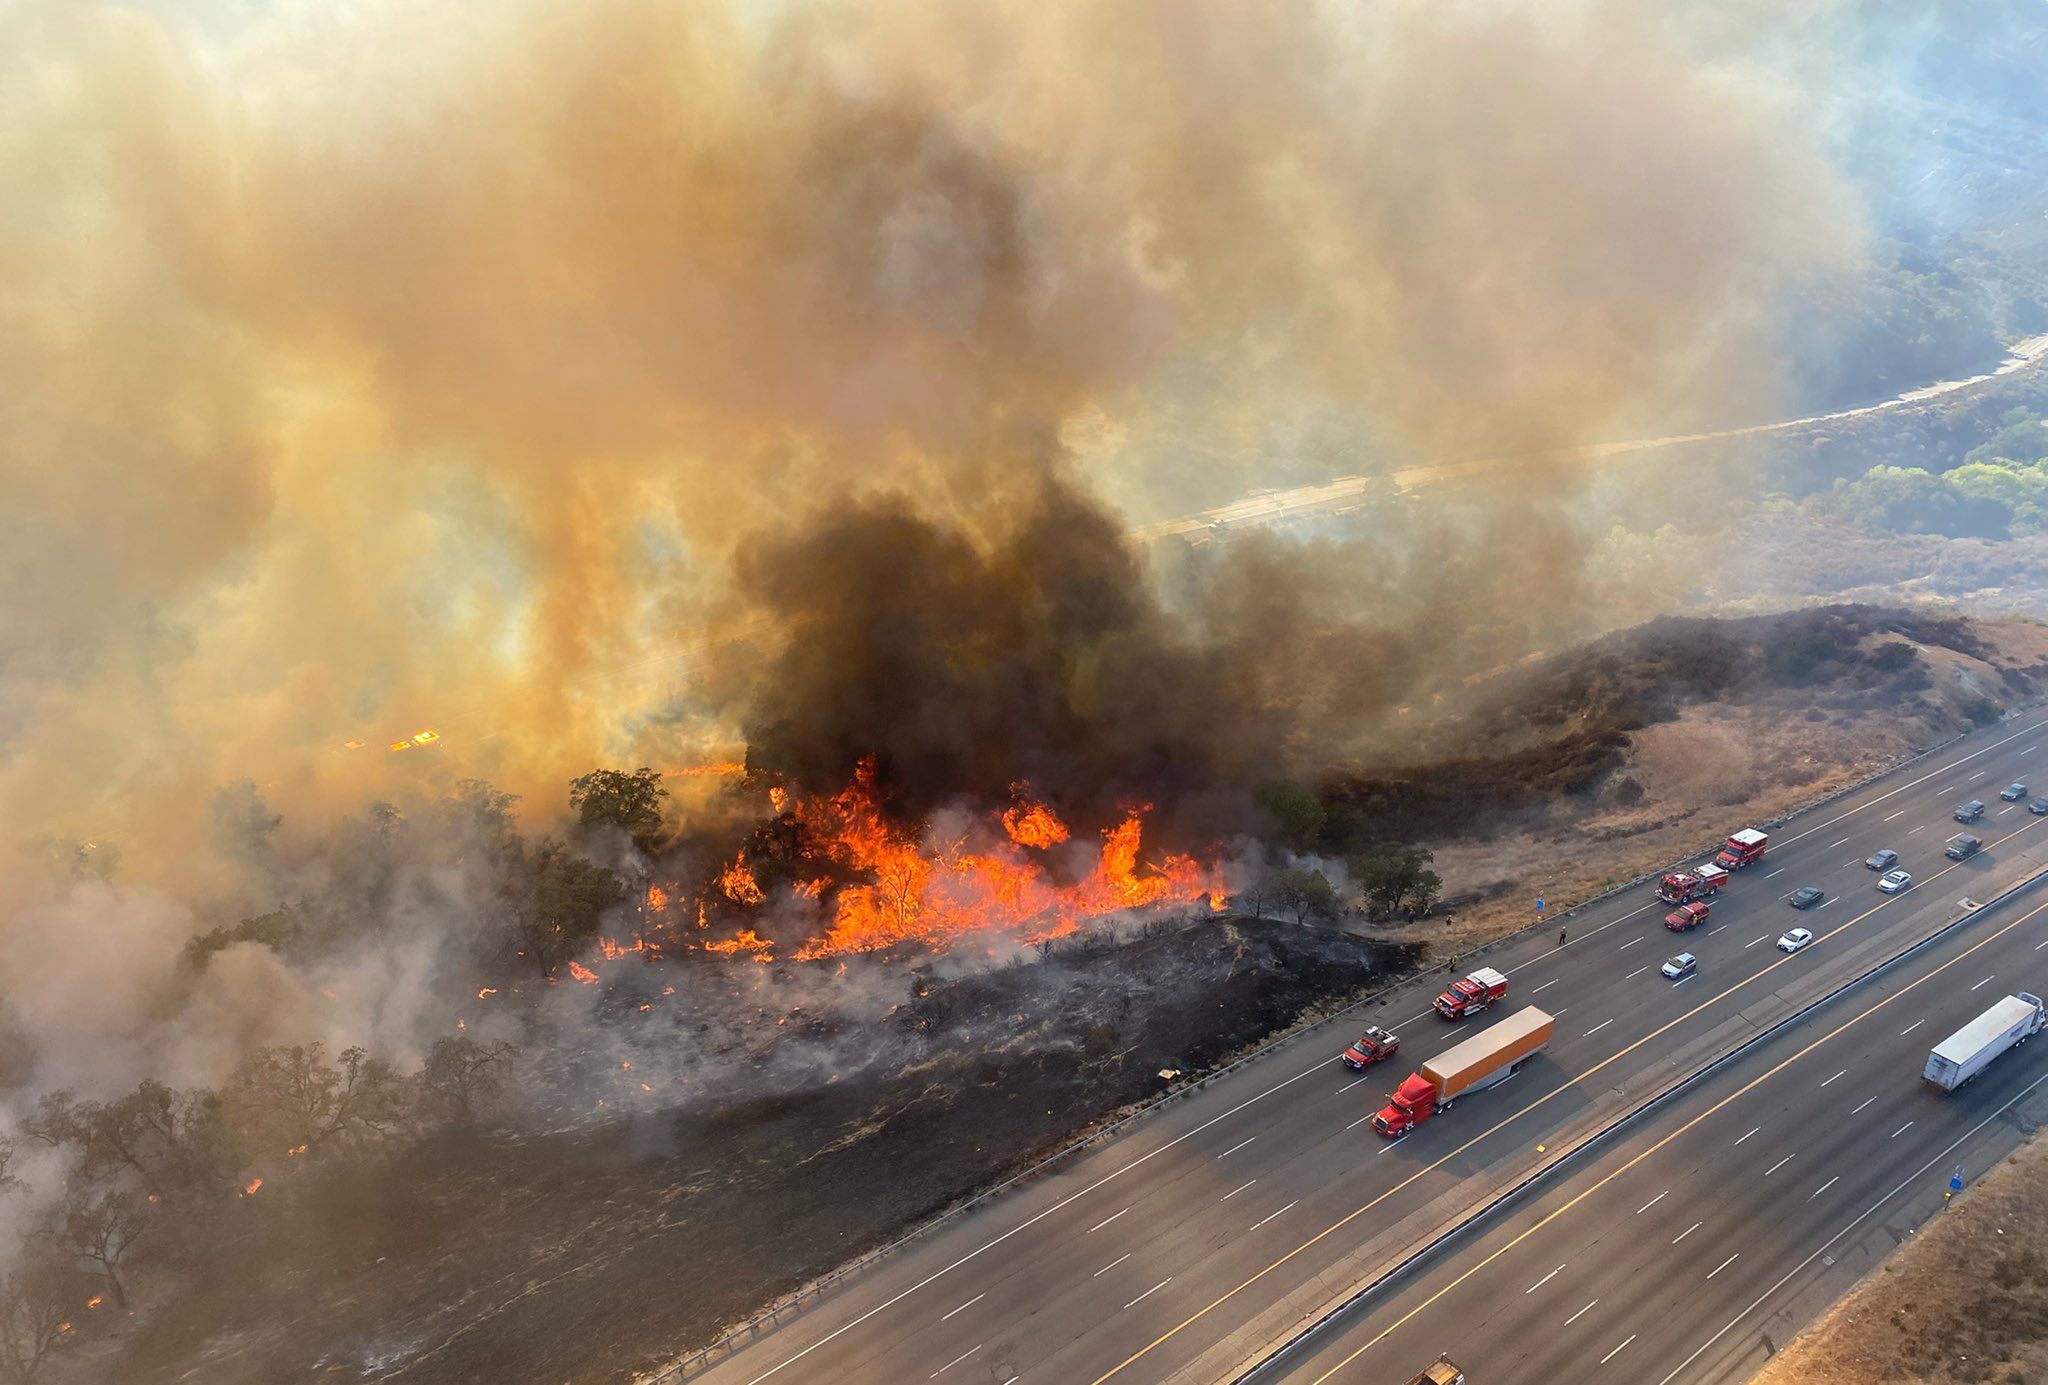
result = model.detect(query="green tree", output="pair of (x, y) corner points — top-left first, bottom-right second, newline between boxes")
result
(1352, 843), (1438, 919)
(1256, 783), (1328, 854)
(523, 839), (628, 975)
(1266, 867), (1337, 924)
(568, 768), (669, 849)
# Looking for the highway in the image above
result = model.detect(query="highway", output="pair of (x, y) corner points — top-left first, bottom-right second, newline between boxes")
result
(1266, 860), (2048, 1385)
(681, 712), (2048, 1385)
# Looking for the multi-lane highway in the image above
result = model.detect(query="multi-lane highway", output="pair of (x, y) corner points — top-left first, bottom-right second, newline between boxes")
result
(682, 712), (2048, 1385)
(1267, 865), (2048, 1385)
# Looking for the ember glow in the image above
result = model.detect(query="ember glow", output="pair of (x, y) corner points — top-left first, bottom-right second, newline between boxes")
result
(243, 1177), (263, 1196)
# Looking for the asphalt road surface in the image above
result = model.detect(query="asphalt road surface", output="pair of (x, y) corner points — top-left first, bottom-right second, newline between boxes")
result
(684, 712), (2048, 1385)
(1266, 854), (2048, 1385)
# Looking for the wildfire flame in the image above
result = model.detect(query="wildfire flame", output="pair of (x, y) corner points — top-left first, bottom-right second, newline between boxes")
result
(645, 884), (670, 912)
(286, 1144), (308, 1157)
(477, 987), (497, 999)
(565, 960), (599, 984)
(786, 758), (1223, 959)
(703, 928), (774, 961)
(719, 852), (766, 906)
(243, 1177), (263, 1195)
(86, 1296), (103, 1310)
(1002, 794), (1071, 849)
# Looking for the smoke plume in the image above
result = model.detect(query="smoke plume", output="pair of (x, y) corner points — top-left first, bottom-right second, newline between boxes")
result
(0, 0), (1862, 1089)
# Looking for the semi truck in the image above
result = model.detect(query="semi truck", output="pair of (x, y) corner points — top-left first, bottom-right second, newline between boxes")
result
(1404, 1359), (1465, 1385)
(1715, 828), (1769, 870)
(1664, 900), (1710, 931)
(1372, 1007), (1554, 1137)
(1434, 967), (1508, 1020)
(1658, 863), (1729, 904)
(1923, 993), (2046, 1092)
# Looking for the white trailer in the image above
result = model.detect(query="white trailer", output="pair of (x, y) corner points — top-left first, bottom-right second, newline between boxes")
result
(1923, 993), (2047, 1092)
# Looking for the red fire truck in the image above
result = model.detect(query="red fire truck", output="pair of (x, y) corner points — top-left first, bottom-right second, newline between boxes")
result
(1714, 828), (1769, 870)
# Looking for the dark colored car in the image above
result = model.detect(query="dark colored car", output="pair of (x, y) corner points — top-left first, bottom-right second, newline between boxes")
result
(1865, 849), (1898, 871)
(1790, 886), (1826, 909)
(2003, 783), (2029, 802)
(2032, 798), (2048, 816)
(1946, 834), (1984, 861)
(1956, 800), (1986, 823)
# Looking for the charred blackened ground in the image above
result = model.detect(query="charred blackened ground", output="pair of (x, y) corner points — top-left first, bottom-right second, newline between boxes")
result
(86, 919), (1406, 1385)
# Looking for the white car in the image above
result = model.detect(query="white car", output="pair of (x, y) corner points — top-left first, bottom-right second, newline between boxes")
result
(1878, 869), (1912, 894)
(1660, 953), (1698, 981)
(1778, 927), (1814, 953)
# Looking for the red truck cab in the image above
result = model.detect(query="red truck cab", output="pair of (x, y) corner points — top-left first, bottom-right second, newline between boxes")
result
(1372, 1071), (1442, 1136)
(1715, 828), (1769, 870)
(1342, 1026), (1401, 1070)
(1665, 900), (1710, 931)
(1434, 967), (1508, 1020)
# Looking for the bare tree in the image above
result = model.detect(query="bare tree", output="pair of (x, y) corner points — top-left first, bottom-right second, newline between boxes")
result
(0, 1258), (84, 1383)
(421, 1037), (519, 1121)
(225, 1043), (409, 1159)
(49, 1186), (147, 1310)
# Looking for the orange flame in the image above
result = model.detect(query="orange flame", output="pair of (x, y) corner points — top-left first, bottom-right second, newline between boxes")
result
(477, 987), (497, 999)
(769, 785), (790, 813)
(243, 1177), (263, 1195)
(1002, 793), (1070, 849)
(565, 960), (599, 985)
(286, 1144), (308, 1157)
(703, 928), (774, 961)
(645, 884), (670, 912)
(788, 759), (1222, 959)
(664, 762), (745, 778)
(718, 852), (766, 906)
(86, 1296), (103, 1310)
(57, 1322), (71, 1335)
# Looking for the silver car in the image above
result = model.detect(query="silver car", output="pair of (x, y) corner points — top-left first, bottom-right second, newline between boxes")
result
(1878, 868), (1912, 894)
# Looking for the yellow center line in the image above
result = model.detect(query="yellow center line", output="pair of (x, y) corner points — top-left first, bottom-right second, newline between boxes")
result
(1087, 815), (2046, 1384)
(1302, 890), (2048, 1384)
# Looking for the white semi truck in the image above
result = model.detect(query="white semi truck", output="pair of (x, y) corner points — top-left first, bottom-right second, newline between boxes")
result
(1922, 993), (2046, 1092)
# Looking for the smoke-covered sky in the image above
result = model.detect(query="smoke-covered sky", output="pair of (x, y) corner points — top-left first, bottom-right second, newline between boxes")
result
(0, 0), (1905, 1089)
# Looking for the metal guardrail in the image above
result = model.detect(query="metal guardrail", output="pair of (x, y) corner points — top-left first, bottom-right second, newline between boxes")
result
(653, 702), (2044, 1381)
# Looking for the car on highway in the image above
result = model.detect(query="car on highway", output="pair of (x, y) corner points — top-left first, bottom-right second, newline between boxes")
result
(1865, 848), (1899, 870)
(1341, 1026), (1401, 1070)
(2032, 797), (2048, 816)
(1404, 1357), (1465, 1385)
(1878, 868), (1913, 893)
(1660, 952), (1698, 981)
(1956, 799), (1986, 823)
(1947, 833), (1985, 861)
(1778, 927), (1815, 953)
(2002, 782), (2029, 802)
(1789, 886), (1826, 909)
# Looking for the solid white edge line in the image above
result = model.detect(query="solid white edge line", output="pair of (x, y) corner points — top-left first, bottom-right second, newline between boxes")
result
(1654, 1069), (2048, 1385)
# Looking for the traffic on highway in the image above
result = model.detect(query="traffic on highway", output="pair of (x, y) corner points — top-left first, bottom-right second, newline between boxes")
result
(685, 713), (2048, 1385)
